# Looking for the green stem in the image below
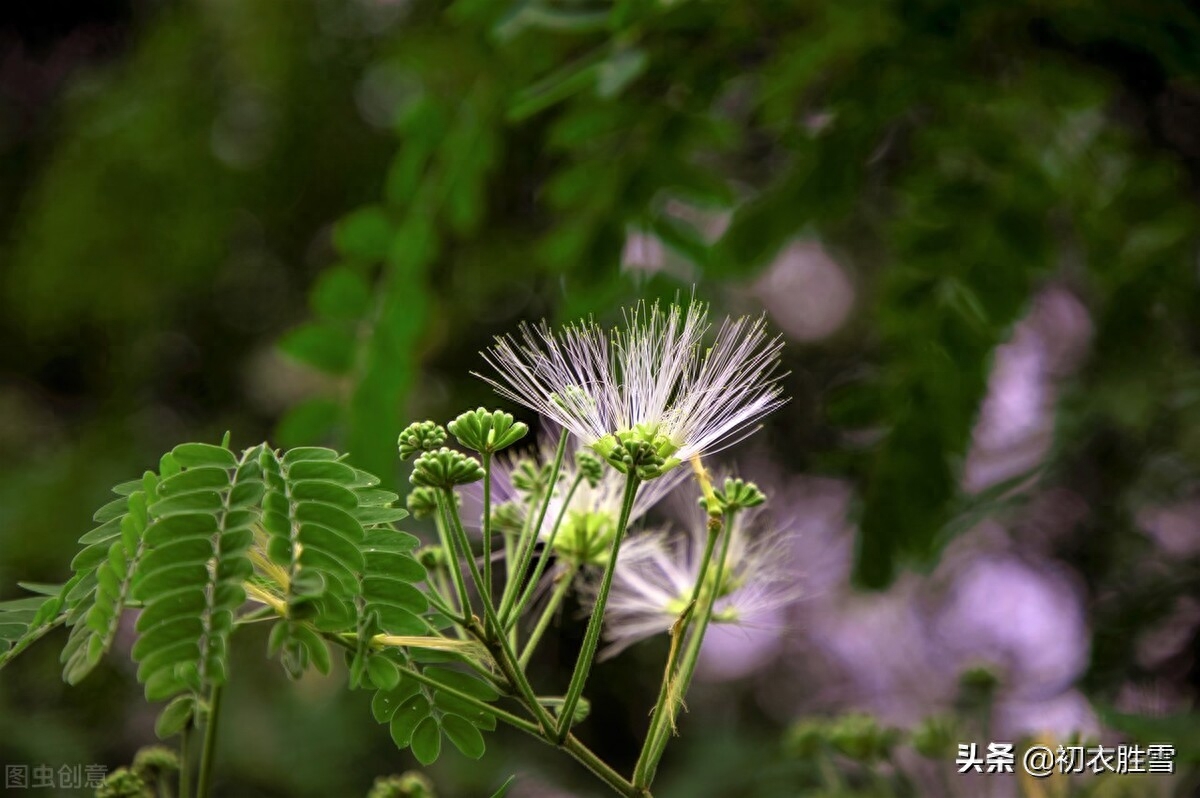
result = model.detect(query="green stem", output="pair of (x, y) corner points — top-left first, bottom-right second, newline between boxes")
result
(423, 583), (467, 628)
(442, 490), (502, 628)
(816, 747), (846, 794)
(640, 509), (738, 786)
(398, 662), (542, 736)
(499, 429), (569, 624)
(508, 473), (583, 628)
(561, 732), (641, 797)
(434, 495), (472, 617)
(633, 513), (723, 786)
(554, 470), (640, 742)
(195, 683), (224, 798)
(481, 451), (494, 603)
(320, 607), (641, 797)
(480, 623), (560, 735)
(441, 492), (559, 735)
(323, 627), (542, 738)
(519, 562), (579, 668)
(178, 725), (191, 798)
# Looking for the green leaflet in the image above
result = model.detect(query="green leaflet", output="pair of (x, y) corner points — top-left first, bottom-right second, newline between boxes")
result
(0, 586), (66, 669)
(369, 663), (499, 764)
(260, 447), (423, 682)
(260, 446), (367, 622)
(130, 443), (264, 702)
(349, 467), (427, 685)
(60, 475), (157, 685)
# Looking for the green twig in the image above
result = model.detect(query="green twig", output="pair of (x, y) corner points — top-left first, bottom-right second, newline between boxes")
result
(440, 491), (559, 734)
(398, 662), (541, 736)
(196, 683), (224, 798)
(508, 473), (583, 628)
(641, 509), (738, 786)
(481, 451), (494, 603)
(433, 500), (472, 616)
(554, 470), (640, 742)
(519, 562), (579, 668)
(178, 725), (191, 798)
(499, 429), (569, 625)
(633, 513), (723, 786)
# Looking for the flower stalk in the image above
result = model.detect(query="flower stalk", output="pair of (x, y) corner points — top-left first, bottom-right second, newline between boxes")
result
(636, 507), (739, 787)
(520, 562), (580, 669)
(195, 683), (224, 798)
(555, 469), (640, 742)
(499, 428), (570, 628)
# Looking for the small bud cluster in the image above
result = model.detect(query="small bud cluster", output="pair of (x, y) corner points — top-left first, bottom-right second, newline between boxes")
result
(448, 407), (528, 454)
(611, 437), (666, 481)
(511, 458), (554, 494)
(398, 421), (447, 460)
(702, 477), (767, 515)
(786, 713), (899, 762)
(405, 486), (441, 519)
(416, 545), (450, 570)
(366, 771), (436, 798)
(131, 747), (179, 780)
(574, 451), (604, 488)
(489, 501), (525, 534)
(410, 448), (485, 490)
(95, 769), (150, 798)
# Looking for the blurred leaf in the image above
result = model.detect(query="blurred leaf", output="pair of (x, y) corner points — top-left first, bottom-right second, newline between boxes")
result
(312, 267), (372, 323)
(334, 206), (395, 262)
(276, 399), (341, 448)
(278, 323), (356, 375)
(488, 775), (516, 798)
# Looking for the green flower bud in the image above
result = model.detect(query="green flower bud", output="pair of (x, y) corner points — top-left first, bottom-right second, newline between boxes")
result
(447, 407), (528, 454)
(785, 718), (828, 758)
(366, 771), (436, 798)
(710, 478), (767, 514)
(575, 450), (604, 488)
(132, 746), (179, 781)
(911, 715), (957, 759)
(613, 437), (666, 480)
(959, 665), (999, 693)
(826, 713), (898, 762)
(549, 694), (590, 727)
(410, 448), (485, 489)
(416, 545), (449, 570)
(552, 510), (615, 566)
(489, 501), (525, 535)
(511, 458), (553, 494)
(398, 421), (448, 460)
(956, 665), (999, 713)
(405, 486), (441, 519)
(95, 768), (151, 798)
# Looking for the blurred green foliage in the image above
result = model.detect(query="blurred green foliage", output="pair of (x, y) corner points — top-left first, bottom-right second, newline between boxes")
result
(4, 0), (1200, 795)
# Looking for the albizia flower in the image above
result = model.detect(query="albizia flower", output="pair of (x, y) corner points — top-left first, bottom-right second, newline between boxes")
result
(477, 299), (785, 475)
(491, 434), (687, 567)
(586, 504), (801, 658)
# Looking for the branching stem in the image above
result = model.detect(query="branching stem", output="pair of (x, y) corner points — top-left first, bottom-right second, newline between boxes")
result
(554, 470), (640, 742)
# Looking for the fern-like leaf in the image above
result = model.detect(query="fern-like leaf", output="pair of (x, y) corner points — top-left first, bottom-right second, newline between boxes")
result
(60, 471), (159, 684)
(131, 443), (263, 701)
(346, 466), (428, 688)
(0, 582), (68, 669)
(261, 447), (369, 677)
(370, 657), (499, 765)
